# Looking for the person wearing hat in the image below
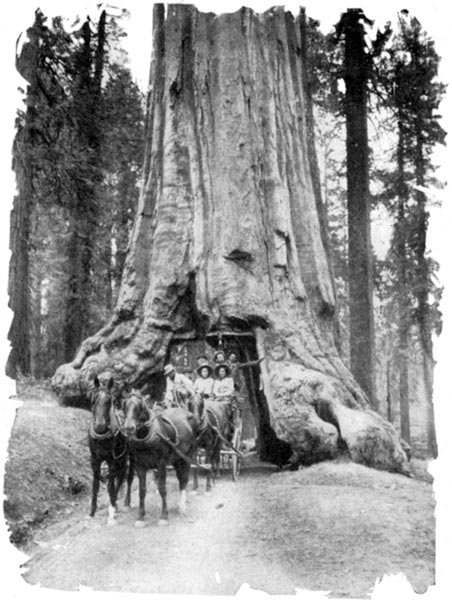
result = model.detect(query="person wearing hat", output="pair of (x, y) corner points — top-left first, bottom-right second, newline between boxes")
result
(196, 354), (210, 366)
(163, 364), (194, 408)
(213, 349), (227, 366)
(191, 354), (211, 381)
(212, 364), (236, 438)
(212, 363), (235, 400)
(193, 364), (214, 398)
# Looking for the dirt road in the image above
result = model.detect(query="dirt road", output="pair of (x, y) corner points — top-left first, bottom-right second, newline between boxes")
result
(22, 460), (434, 597)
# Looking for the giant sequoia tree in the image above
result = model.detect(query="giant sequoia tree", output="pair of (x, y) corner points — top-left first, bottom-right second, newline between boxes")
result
(53, 5), (409, 474)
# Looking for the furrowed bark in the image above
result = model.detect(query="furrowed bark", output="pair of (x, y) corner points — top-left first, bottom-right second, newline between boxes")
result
(53, 4), (409, 474)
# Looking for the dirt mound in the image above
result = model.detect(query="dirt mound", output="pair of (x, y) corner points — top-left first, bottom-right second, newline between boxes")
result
(3, 381), (91, 546)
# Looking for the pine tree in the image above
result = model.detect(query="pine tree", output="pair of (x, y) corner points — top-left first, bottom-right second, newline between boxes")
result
(385, 12), (444, 456)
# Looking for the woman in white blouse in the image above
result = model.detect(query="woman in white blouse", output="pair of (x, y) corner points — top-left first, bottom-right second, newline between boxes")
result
(193, 364), (214, 398)
(212, 364), (234, 400)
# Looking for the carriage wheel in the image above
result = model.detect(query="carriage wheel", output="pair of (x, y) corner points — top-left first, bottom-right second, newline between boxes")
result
(231, 422), (243, 481)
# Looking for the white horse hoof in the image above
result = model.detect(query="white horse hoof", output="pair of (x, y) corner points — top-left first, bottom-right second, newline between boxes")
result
(134, 520), (146, 528)
(107, 519), (117, 527)
(157, 519), (169, 526)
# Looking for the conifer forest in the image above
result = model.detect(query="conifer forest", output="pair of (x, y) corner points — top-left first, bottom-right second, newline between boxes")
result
(7, 4), (447, 462)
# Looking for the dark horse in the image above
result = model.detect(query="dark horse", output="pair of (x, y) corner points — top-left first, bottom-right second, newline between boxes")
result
(89, 376), (134, 525)
(122, 391), (199, 527)
(188, 395), (233, 492)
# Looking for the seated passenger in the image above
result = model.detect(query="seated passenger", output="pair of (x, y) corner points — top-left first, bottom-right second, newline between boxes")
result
(212, 364), (234, 400)
(192, 354), (210, 381)
(213, 349), (227, 366)
(193, 364), (214, 399)
(163, 364), (194, 408)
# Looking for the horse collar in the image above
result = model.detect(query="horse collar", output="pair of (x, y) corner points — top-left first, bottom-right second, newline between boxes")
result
(89, 421), (118, 441)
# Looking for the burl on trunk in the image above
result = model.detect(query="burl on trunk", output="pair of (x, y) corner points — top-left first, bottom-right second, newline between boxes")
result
(52, 4), (409, 474)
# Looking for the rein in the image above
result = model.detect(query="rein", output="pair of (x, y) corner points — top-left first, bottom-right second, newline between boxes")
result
(125, 394), (210, 472)
(156, 431), (211, 472)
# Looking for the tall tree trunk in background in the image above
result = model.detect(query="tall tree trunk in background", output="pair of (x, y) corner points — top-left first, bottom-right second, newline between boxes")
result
(6, 13), (44, 377)
(53, 4), (409, 474)
(414, 116), (438, 458)
(386, 362), (393, 423)
(341, 10), (377, 409)
(7, 191), (32, 378)
(63, 12), (106, 360)
(396, 116), (411, 443)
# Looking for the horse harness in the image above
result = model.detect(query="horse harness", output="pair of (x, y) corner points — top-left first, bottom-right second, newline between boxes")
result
(122, 395), (210, 472)
(89, 408), (128, 461)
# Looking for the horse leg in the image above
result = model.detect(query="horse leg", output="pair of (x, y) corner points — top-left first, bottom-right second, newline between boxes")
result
(212, 437), (221, 485)
(206, 449), (213, 492)
(124, 454), (134, 508)
(192, 463), (199, 492)
(106, 461), (119, 526)
(115, 459), (127, 497)
(173, 459), (189, 515)
(90, 459), (101, 517)
(156, 462), (169, 525)
(203, 440), (213, 493)
(134, 465), (147, 528)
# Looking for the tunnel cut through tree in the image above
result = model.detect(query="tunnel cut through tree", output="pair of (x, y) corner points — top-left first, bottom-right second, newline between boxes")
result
(52, 4), (409, 474)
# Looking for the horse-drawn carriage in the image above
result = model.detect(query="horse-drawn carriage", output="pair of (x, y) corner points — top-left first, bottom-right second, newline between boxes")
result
(87, 329), (262, 526)
(221, 401), (244, 481)
(195, 394), (245, 482)
(88, 379), (247, 526)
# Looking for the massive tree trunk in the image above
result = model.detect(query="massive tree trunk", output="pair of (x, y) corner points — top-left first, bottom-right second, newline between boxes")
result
(52, 4), (409, 474)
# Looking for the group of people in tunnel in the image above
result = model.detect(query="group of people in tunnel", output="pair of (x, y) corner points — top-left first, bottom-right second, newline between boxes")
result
(162, 348), (263, 410)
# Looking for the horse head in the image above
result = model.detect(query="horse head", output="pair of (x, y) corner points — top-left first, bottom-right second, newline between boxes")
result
(90, 375), (114, 436)
(187, 392), (204, 417)
(122, 390), (152, 438)
(187, 393), (210, 436)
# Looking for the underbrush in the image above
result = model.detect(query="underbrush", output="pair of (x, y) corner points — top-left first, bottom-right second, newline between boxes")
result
(3, 379), (92, 547)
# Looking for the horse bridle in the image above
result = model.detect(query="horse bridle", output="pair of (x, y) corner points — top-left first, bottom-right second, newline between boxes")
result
(121, 393), (161, 444)
(123, 393), (212, 471)
(123, 394), (186, 448)
(90, 392), (128, 459)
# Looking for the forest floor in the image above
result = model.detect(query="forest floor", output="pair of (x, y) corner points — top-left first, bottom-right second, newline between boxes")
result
(3, 381), (436, 598)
